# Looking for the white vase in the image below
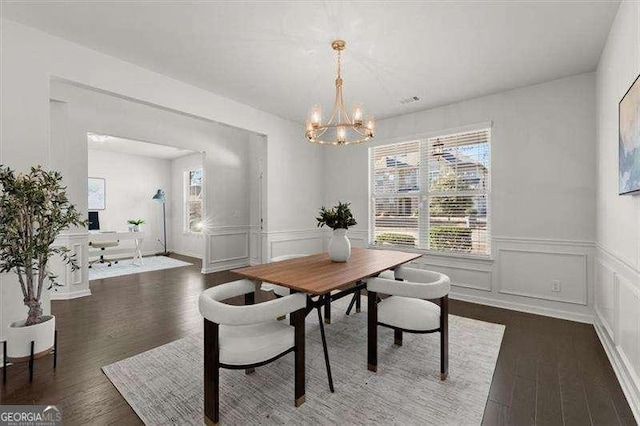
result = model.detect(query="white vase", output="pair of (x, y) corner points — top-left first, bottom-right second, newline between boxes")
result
(328, 228), (351, 262)
(6, 315), (55, 360)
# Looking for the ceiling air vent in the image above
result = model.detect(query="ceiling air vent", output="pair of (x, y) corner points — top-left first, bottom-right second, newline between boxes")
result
(399, 96), (420, 105)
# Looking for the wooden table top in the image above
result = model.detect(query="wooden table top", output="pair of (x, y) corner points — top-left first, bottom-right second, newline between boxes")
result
(232, 248), (422, 295)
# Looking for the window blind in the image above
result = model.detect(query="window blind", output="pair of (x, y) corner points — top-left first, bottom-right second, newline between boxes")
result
(370, 129), (491, 256)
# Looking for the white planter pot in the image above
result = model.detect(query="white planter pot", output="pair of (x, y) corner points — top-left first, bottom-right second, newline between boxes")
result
(6, 315), (55, 361)
(328, 228), (351, 262)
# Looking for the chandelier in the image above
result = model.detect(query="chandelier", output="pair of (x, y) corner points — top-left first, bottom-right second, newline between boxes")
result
(305, 40), (375, 145)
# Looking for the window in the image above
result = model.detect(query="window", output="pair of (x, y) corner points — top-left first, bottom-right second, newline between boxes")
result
(185, 167), (203, 233)
(370, 128), (491, 256)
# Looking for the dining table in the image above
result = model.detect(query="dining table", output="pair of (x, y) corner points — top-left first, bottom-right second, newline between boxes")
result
(232, 247), (422, 392)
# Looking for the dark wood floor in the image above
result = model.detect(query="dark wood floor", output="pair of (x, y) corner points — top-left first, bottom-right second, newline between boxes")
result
(0, 255), (635, 425)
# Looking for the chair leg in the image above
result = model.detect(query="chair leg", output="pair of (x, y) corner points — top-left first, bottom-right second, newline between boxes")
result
(324, 296), (331, 324)
(293, 307), (306, 407)
(245, 292), (256, 375)
(204, 320), (220, 425)
(394, 329), (403, 346)
(275, 294), (286, 321)
(355, 289), (362, 313)
(316, 298), (334, 392)
(368, 291), (378, 372)
(440, 295), (449, 381)
(28, 341), (34, 383)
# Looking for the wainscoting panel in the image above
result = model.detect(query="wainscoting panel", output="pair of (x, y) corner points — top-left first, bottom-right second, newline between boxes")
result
(265, 229), (324, 261)
(411, 256), (492, 292)
(498, 248), (587, 305)
(594, 244), (640, 423)
(203, 226), (251, 273)
(618, 274), (640, 385)
(595, 258), (616, 338)
(250, 227), (261, 265)
(50, 232), (91, 300)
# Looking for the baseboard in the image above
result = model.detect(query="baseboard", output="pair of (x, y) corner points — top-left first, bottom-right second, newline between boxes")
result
(449, 290), (595, 324)
(202, 259), (250, 274)
(594, 316), (640, 423)
(171, 250), (202, 260)
(50, 289), (92, 300)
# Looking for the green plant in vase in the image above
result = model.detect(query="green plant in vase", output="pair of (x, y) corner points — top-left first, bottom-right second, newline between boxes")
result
(316, 202), (357, 262)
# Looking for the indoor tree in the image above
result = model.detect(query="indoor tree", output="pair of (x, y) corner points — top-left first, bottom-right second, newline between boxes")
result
(0, 165), (85, 326)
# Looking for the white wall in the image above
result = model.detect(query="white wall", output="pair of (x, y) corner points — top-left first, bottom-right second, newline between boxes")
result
(50, 80), (260, 274)
(170, 153), (204, 259)
(321, 72), (597, 322)
(593, 1), (640, 422)
(88, 149), (171, 256)
(0, 18), (324, 352)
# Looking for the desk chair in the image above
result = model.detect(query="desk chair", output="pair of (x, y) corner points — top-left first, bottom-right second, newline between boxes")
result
(88, 240), (120, 268)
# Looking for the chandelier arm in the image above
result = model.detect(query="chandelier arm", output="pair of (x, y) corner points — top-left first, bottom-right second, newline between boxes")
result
(315, 127), (329, 138)
(353, 127), (370, 137)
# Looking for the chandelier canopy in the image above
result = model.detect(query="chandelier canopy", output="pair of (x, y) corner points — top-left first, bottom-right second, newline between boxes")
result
(305, 40), (375, 146)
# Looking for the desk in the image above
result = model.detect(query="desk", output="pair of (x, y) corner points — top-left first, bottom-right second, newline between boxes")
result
(232, 248), (421, 392)
(88, 231), (144, 266)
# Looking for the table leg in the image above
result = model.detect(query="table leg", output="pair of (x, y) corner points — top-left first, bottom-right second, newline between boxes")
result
(324, 296), (331, 324)
(316, 295), (334, 393)
(132, 238), (144, 266)
(368, 291), (378, 372)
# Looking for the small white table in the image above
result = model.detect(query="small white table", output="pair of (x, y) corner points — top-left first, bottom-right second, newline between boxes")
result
(88, 231), (145, 266)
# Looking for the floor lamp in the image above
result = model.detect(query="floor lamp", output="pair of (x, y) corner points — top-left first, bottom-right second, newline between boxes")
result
(152, 189), (170, 256)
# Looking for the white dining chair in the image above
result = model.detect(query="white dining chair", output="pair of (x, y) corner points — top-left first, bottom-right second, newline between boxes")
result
(198, 279), (308, 425)
(365, 266), (451, 380)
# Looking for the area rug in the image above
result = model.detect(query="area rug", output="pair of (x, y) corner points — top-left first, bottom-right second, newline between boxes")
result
(103, 297), (504, 425)
(88, 255), (192, 281)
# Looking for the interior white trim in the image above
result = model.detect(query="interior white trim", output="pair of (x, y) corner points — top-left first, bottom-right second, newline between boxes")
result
(451, 290), (595, 324)
(497, 248), (588, 305)
(595, 317), (640, 423)
(593, 244), (640, 423)
(50, 289), (92, 300)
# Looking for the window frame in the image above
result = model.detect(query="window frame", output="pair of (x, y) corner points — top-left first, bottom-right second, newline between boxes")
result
(184, 166), (204, 234)
(368, 123), (492, 260)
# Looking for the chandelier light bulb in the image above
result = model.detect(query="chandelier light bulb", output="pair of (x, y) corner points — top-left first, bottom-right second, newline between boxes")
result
(365, 115), (375, 134)
(337, 126), (346, 143)
(352, 103), (363, 126)
(310, 104), (322, 128)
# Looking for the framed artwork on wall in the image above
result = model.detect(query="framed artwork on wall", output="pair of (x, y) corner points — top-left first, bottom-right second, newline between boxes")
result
(88, 177), (106, 210)
(619, 73), (640, 195)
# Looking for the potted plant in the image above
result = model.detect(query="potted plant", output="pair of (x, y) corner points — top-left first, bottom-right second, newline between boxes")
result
(0, 166), (84, 362)
(316, 202), (357, 262)
(127, 219), (145, 232)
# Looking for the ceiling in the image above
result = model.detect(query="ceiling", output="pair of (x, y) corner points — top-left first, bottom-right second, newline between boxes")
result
(2, 1), (620, 122)
(87, 133), (197, 160)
